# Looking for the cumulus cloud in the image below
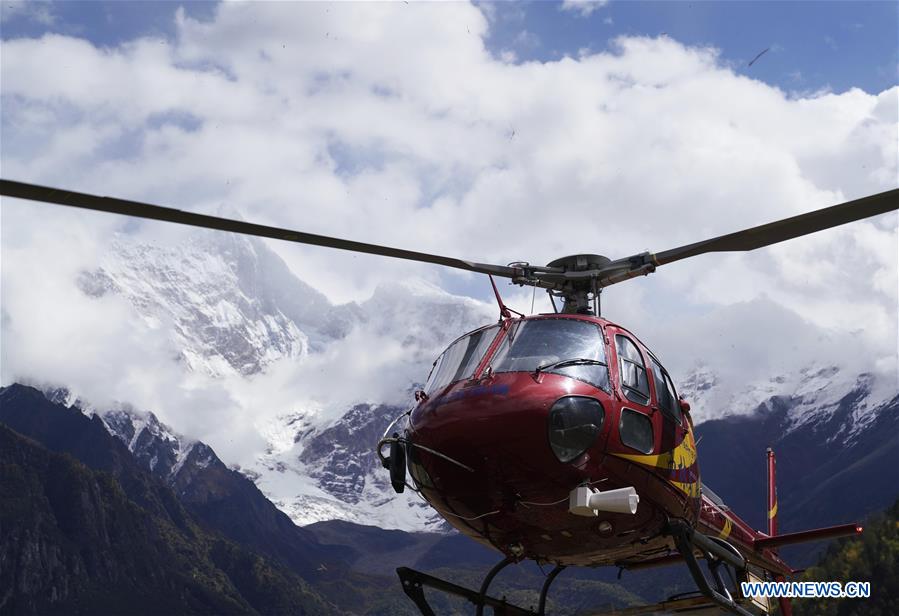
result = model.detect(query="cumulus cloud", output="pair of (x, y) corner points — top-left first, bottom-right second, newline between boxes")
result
(1, 2), (896, 461)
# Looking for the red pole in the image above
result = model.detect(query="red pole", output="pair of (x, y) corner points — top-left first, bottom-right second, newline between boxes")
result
(768, 449), (790, 614)
(775, 576), (793, 616)
(766, 448), (778, 537)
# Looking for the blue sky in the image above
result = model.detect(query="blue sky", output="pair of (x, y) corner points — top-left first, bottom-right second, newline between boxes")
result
(3, 1), (896, 95)
(487, 1), (897, 94)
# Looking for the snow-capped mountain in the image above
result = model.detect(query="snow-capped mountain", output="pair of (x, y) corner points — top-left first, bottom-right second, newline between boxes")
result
(76, 230), (361, 376)
(44, 386), (199, 484)
(74, 225), (492, 381)
(254, 402), (448, 532)
(67, 228), (493, 530)
(102, 407), (198, 482)
(677, 361), (895, 430)
(695, 379), (899, 535)
(97, 400), (446, 531)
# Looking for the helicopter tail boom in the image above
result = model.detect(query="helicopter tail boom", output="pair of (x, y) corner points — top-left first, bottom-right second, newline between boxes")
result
(754, 523), (863, 552)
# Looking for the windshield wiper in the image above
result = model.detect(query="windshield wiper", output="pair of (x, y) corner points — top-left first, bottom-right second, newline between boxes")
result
(534, 357), (607, 377)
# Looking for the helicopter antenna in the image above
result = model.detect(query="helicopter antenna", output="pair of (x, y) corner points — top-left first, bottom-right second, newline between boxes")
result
(488, 274), (521, 321)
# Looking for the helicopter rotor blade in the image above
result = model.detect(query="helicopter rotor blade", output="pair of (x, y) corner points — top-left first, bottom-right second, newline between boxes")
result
(652, 188), (899, 266)
(600, 187), (899, 286)
(0, 178), (518, 279)
(4, 178), (897, 298)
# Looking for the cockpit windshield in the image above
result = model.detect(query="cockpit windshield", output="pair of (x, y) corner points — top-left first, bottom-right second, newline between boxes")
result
(424, 324), (500, 395)
(490, 318), (610, 392)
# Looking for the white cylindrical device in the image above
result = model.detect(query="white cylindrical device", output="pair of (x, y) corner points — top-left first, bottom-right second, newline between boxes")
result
(589, 486), (639, 514)
(569, 485), (639, 517)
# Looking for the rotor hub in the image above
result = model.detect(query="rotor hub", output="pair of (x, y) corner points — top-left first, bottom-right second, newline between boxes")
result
(544, 254), (609, 315)
(545, 254), (611, 271)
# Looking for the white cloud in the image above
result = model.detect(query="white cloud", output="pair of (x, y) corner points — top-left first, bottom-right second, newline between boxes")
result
(499, 49), (517, 64)
(1, 2), (896, 459)
(1, 0), (55, 25)
(561, 0), (609, 18)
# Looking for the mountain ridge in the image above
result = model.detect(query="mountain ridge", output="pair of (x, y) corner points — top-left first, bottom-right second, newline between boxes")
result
(0, 390), (338, 615)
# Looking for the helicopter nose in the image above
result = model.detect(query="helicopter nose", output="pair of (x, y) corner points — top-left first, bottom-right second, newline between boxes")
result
(416, 389), (607, 464)
(407, 379), (612, 500)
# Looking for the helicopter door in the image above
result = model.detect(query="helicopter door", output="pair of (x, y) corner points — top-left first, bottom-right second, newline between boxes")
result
(612, 332), (657, 455)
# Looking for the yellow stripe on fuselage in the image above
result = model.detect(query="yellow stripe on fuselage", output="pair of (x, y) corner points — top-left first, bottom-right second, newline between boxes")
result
(610, 430), (699, 497)
(719, 518), (733, 540)
(613, 430), (697, 469)
(671, 479), (702, 499)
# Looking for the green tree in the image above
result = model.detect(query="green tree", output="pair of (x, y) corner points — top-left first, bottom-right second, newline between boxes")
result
(792, 500), (899, 616)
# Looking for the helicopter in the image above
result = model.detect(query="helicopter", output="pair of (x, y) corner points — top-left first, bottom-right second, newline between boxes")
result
(1, 178), (897, 616)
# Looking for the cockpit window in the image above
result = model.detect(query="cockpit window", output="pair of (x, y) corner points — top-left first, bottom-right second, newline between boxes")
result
(425, 325), (500, 395)
(490, 319), (610, 392)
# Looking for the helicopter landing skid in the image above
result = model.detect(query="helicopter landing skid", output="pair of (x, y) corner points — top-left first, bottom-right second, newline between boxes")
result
(665, 519), (760, 616)
(397, 565), (532, 616)
(396, 521), (762, 616)
(397, 557), (567, 616)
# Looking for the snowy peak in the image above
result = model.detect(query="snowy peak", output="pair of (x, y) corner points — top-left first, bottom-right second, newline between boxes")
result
(677, 364), (719, 410)
(94, 398), (443, 532)
(695, 384), (898, 532)
(102, 407), (195, 481)
(360, 279), (494, 361)
(298, 403), (400, 505)
(76, 230), (361, 377)
(43, 386), (92, 412)
(40, 385), (201, 485)
(100, 406), (254, 504)
(678, 360), (891, 430)
(63, 228), (496, 532)
(254, 402), (447, 532)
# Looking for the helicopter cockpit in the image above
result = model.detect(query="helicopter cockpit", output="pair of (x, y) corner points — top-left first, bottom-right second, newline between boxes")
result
(423, 323), (500, 396)
(489, 318), (610, 392)
(423, 316), (612, 399)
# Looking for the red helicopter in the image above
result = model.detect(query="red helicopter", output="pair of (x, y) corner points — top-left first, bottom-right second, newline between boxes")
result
(1, 179), (897, 615)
